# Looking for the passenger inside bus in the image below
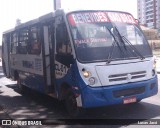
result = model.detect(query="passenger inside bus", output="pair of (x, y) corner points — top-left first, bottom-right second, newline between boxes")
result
(30, 41), (41, 54)
(30, 27), (41, 55)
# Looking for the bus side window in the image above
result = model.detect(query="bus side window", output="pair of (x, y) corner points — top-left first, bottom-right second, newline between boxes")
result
(18, 29), (28, 54)
(56, 23), (71, 55)
(29, 26), (41, 55)
(11, 32), (18, 54)
(56, 23), (73, 67)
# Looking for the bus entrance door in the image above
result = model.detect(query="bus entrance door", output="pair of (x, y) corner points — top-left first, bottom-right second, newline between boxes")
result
(43, 26), (54, 96)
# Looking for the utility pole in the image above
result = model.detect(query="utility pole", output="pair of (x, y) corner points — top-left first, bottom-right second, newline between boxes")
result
(54, 0), (61, 10)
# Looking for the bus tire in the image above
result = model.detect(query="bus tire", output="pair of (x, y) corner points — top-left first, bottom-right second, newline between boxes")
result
(133, 99), (142, 104)
(137, 99), (142, 103)
(65, 91), (85, 118)
(17, 77), (25, 94)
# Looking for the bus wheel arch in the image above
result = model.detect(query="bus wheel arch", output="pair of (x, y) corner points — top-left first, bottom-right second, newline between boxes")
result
(60, 83), (85, 117)
(59, 83), (71, 100)
(13, 70), (19, 81)
(65, 89), (85, 118)
(16, 72), (25, 93)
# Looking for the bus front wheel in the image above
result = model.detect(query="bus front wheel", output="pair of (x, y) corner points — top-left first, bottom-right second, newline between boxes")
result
(65, 91), (85, 118)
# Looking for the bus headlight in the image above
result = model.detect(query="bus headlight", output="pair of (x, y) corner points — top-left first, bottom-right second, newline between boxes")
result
(88, 77), (96, 85)
(83, 71), (90, 78)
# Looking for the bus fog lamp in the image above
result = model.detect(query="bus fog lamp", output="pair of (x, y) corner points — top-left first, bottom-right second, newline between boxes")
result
(89, 77), (96, 85)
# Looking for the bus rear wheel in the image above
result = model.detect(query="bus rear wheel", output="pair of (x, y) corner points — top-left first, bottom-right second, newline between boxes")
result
(17, 77), (25, 93)
(65, 91), (85, 118)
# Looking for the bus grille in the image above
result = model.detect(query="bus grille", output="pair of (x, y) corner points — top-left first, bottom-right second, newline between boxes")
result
(113, 86), (145, 98)
(109, 71), (146, 82)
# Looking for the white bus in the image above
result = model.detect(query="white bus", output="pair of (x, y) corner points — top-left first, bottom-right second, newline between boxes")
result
(2, 9), (158, 117)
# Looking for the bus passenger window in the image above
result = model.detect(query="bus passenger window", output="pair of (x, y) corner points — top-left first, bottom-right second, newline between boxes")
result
(18, 29), (28, 54)
(56, 23), (73, 67)
(29, 27), (41, 55)
(56, 23), (71, 55)
(11, 32), (18, 54)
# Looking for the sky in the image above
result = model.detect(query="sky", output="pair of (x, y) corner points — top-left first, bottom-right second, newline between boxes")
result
(0, 0), (137, 45)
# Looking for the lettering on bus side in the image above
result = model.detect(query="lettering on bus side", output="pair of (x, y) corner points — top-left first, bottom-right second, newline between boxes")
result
(22, 61), (34, 69)
(55, 61), (69, 79)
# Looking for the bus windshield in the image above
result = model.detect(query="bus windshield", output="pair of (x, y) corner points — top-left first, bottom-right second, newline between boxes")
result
(67, 11), (152, 63)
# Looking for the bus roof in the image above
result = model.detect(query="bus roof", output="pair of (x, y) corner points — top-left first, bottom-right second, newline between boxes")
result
(3, 9), (134, 34)
(3, 12), (55, 34)
(63, 8), (133, 15)
(3, 28), (15, 35)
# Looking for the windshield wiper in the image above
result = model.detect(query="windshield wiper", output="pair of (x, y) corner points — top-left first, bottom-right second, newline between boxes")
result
(112, 26), (127, 50)
(112, 24), (145, 60)
(122, 36), (145, 60)
(106, 28), (126, 64)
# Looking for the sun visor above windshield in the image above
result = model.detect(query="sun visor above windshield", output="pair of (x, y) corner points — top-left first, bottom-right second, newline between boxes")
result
(68, 11), (137, 26)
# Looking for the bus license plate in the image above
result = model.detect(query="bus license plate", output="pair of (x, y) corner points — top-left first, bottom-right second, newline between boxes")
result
(123, 97), (136, 104)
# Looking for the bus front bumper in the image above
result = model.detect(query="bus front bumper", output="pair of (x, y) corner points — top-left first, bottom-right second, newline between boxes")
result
(81, 76), (158, 108)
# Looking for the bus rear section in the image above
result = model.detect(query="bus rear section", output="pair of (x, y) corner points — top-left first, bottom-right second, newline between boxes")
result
(65, 10), (158, 114)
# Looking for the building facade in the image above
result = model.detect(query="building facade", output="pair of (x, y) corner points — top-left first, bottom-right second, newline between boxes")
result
(137, 0), (160, 30)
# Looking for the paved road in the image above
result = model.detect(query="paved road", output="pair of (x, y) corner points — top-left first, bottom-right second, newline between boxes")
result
(0, 63), (160, 128)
